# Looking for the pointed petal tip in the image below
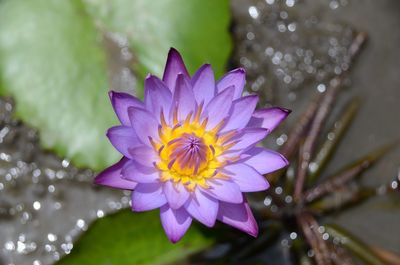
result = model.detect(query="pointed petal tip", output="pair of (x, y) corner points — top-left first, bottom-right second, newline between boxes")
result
(160, 206), (192, 244)
(232, 67), (246, 74)
(94, 158), (138, 190)
(163, 48), (189, 90)
(282, 107), (292, 114)
(108, 90), (115, 100)
(168, 47), (180, 55)
(276, 106), (292, 115)
(168, 236), (180, 244)
(217, 200), (259, 237)
(247, 224), (259, 237)
(248, 107), (290, 132)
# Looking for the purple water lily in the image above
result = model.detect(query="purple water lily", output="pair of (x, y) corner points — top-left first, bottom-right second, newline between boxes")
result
(95, 48), (289, 243)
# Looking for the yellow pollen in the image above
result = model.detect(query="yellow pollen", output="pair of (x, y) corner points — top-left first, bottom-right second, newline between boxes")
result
(154, 112), (230, 191)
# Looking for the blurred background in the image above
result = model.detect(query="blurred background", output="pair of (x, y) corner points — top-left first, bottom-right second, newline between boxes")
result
(0, 0), (399, 264)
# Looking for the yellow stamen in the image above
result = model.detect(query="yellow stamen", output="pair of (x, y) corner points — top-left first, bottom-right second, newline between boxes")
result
(153, 109), (236, 192)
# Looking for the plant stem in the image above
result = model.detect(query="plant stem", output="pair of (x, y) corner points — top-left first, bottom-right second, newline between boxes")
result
(304, 143), (394, 203)
(294, 76), (342, 201)
(307, 98), (360, 184)
(297, 213), (333, 265)
(325, 224), (387, 265)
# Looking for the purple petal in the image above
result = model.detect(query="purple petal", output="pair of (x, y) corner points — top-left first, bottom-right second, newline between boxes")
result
(94, 157), (137, 190)
(220, 95), (258, 133)
(171, 74), (196, 121)
(247, 107), (291, 132)
(128, 107), (160, 145)
(144, 75), (172, 118)
(217, 199), (258, 237)
(191, 64), (215, 105)
(223, 163), (269, 192)
(164, 181), (190, 209)
(242, 147), (289, 175)
(107, 126), (141, 158)
(121, 160), (159, 183)
(162, 48), (190, 92)
(203, 179), (243, 204)
(128, 145), (159, 168)
(225, 128), (270, 153)
(216, 68), (245, 100)
(160, 205), (192, 243)
(109, 91), (144, 126)
(203, 86), (235, 130)
(131, 183), (166, 211)
(185, 189), (218, 227)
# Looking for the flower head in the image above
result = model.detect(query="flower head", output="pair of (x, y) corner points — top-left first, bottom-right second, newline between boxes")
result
(95, 48), (289, 243)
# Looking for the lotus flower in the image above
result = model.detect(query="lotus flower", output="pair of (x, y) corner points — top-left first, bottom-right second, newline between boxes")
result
(95, 48), (289, 243)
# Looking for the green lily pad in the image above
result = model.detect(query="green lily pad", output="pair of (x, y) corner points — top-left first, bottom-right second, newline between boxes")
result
(82, 0), (232, 96)
(0, 0), (232, 170)
(57, 210), (213, 265)
(0, 0), (120, 170)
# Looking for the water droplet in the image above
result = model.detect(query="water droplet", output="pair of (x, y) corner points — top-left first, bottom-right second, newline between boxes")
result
(47, 234), (57, 242)
(248, 6), (259, 19)
(33, 201), (41, 211)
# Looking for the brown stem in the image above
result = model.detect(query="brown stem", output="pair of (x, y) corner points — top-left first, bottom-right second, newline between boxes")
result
(330, 244), (356, 265)
(297, 213), (333, 265)
(307, 98), (360, 184)
(280, 93), (321, 160)
(371, 246), (400, 265)
(325, 224), (387, 265)
(292, 31), (368, 201)
(304, 143), (394, 203)
(304, 213), (333, 265)
(294, 76), (342, 201)
(309, 186), (375, 214)
(348, 32), (368, 61)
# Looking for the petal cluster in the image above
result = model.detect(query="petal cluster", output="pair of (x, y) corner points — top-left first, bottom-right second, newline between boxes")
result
(95, 48), (289, 243)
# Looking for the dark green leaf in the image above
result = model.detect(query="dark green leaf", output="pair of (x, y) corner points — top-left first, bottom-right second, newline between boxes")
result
(57, 210), (213, 265)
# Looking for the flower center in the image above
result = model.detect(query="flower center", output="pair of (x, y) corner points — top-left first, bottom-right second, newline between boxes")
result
(152, 107), (236, 191)
(167, 133), (209, 175)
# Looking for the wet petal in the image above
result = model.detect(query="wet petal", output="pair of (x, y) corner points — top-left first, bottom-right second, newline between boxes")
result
(185, 189), (218, 227)
(144, 75), (172, 117)
(203, 86), (234, 130)
(94, 157), (137, 190)
(128, 107), (160, 145)
(203, 179), (243, 204)
(160, 205), (192, 243)
(223, 163), (269, 192)
(225, 128), (270, 153)
(191, 64), (215, 105)
(164, 181), (190, 209)
(242, 147), (288, 174)
(131, 183), (166, 211)
(162, 48), (190, 92)
(220, 95), (258, 133)
(216, 68), (245, 100)
(217, 199), (258, 237)
(109, 91), (144, 126)
(121, 160), (159, 183)
(128, 145), (159, 168)
(107, 126), (141, 158)
(171, 74), (196, 121)
(248, 107), (290, 132)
